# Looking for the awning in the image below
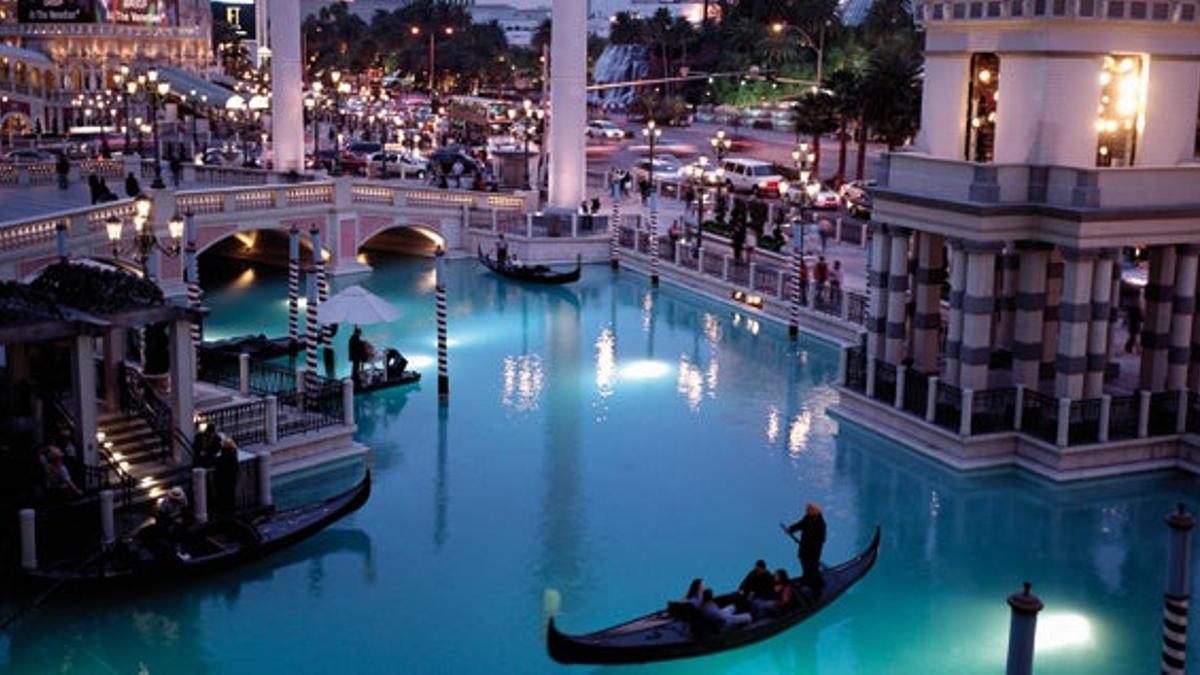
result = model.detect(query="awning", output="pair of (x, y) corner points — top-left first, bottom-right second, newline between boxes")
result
(158, 67), (245, 111)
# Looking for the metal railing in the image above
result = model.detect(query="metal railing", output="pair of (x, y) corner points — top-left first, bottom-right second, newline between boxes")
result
(1068, 398), (1102, 445)
(195, 399), (268, 449)
(1148, 391), (1179, 436)
(972, 387), (1017, 434)
(1021, 389), (1058, 444)
(845, 347), (867, 393)
(934, 381), (963, 433)
(119, 363), (175, 463)
(902, 367), (929, 417)
(873, 360), (898, 405)
(1108, 394), (1139, 441)
(277, 379), (345, 439)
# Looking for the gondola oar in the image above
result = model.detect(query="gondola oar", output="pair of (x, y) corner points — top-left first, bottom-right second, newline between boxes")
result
(780, 522), (801, 546)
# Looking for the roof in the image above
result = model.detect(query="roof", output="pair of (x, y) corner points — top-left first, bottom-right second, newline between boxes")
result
(0, 43), (53, 67)
(158, 67), (245, 110)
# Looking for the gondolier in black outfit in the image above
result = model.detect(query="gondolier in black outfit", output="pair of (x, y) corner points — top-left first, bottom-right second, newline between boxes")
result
(786, 502), (827, 592)
(349, 326), (368, 385)
(496, 233), (508, 268)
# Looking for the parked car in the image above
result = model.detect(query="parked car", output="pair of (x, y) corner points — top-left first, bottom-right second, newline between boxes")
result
(347, 141), (382, 157)
(369, 152), (429, 179)
(4, 148), (57, 164)
(839, 179), (875, 218)
(200, 148), (241, 166)
(586, 120), (627, 140)
(629, 155), (686, 183)
(719, 158), (784, 196)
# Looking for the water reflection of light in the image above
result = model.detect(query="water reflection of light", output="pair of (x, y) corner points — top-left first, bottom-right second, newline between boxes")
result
(620, 360), (671, 381)
(705, 359), (719, 393)
(641, 291), (654, 332)
(418, 269), (437, 293)
(703, 313), (722, 344)
(406, 354), (436, 369)
(502, 354), (544, 411)
(1035, 612), (1094, 652)
(787, 410), (812, 454)
(595, 328), (616, 398)
(232, 267), (256, 289)
(766, 406), (781, 443)
(676, 356), (704, 411)
(281, 297), (308, 310)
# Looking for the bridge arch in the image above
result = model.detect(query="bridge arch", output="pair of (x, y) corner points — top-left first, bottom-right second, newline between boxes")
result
(355, 215), (447, 259)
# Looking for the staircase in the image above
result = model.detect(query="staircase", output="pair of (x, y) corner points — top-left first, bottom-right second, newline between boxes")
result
(97, 411), (190, 506)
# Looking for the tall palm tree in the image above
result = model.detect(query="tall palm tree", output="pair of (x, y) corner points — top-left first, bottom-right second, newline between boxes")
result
(825, 68), (861, 186)
(792, 89), (838, 177)
(861, 41), (922, 155)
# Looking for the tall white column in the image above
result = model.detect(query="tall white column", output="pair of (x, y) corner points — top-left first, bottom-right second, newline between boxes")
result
(169, 318), (195, 463)
(1054, 249), (1096, 400)
(1085, 251), (1116, 398)
(1142, 245), (1178, 392)
(1168, 245), (1199, 390)
(547, 0), (587, 210)
(269, 0), (304, 172)
(959, 242), (1001, 392)
(912, 232), (945, 374)
(944, 240), (967, 386)
(866, 224), (892, 360)
(884, 227), (911, 365)
(1012, 241), (1050, 388)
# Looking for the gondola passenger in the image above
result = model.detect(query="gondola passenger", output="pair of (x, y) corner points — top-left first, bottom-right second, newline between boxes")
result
(699, 589), (752, 628)
(683, 578), (706, 607)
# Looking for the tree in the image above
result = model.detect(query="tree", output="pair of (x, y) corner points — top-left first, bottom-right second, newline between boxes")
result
(793, 89), (838, 176)
(861, 41), (922, 153)
(825, 67), (862, 185)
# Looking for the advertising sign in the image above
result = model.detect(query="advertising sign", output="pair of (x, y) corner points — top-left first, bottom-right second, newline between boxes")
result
(106, 0), (178, 26)
(17, 0), (177, 25)
(17, 0), (98, 23)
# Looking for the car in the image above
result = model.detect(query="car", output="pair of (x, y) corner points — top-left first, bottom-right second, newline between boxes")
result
(719, 158), (785, 197)
(839, 179), (875, 217)
(347, 141), (382, 157)
(4, 148), (57, 164)
(200, 148), (241, 166)
(629, 156), (686, 184)
(368, 152), (428, 179)
(586, 120), (627, 140)
(782, 181), (841, 210)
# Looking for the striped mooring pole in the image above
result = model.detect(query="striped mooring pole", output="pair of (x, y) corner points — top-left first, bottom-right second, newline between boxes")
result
(435, 247), (449, 398)
(304, 267), (319, 393)
(185, 211), (201, 348)
(649, 191), (659, 287)
(287, 225), (300, 347)
(310, 226), (330, 349)
(789, 221), (803, 340)
(1005, 581), (1043, 675)
(609, 179), (621, 269)
(55, 221), (68, 262)
(1162, 503), (1194, 675)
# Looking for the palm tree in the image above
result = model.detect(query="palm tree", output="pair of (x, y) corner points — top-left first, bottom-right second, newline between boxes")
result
(792, 90), (838, 177)
(861, 41), (922, 156)
(825, 68), (861, 186)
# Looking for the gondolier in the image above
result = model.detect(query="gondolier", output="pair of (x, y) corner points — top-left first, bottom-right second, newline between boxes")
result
(496, 233), (509, 268)
(785, 502), (827, 591)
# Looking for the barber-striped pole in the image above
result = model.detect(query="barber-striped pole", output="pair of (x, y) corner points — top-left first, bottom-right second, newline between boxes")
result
(435, 247), (449, 398)
(185, 212), (201, 347)
(789, 221), (802, 340)
(305, 269), (319, 393)
(310, 226), (331, 348)
(55, 221), (68, 262)
(1163, 504), (1194, 675)
(610, 180), (620, 269)
(287, 226), (300, 347)
(649, 192), (659, 286)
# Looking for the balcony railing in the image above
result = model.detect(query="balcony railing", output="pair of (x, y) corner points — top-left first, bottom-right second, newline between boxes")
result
(914, 0), (1199, 24)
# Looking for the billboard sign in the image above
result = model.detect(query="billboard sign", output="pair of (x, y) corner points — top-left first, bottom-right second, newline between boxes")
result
(106, 0), (178, 26)
(17, 0), (98, 23)
(17, 0), (177, 25)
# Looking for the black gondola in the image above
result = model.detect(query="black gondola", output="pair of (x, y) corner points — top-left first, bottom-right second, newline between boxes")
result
(478, 245), (581, 285)
(25, 473), (372, 588)
(547, 526), (881, 665)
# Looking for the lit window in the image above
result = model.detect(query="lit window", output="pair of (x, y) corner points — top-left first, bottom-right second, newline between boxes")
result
(964, 53), (999, 163)
(1095, 54), (1145, 167)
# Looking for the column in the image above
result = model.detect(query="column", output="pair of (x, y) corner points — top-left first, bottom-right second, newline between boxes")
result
(269, 0), (304, 172)
(168, 318), (195, 463)
(959, 241), (1001, 391)
(995, 249), (1018, 359)
(1054, 248), (1096, 400)
(1085, 251), (1117, 398)
(1168, 245), (1199, 390)
(866, 223), (891, 360)
(884, 227), (911, 365)
(1041, 254), (1064, 380)
(1141, 245), (1178, 392)
(546, 0), (587, 210)
(912, 232), (946, 374)
(1012, 241), (1051, 388)
(71, 334), (98, 484)
(944, 239), (967, 386)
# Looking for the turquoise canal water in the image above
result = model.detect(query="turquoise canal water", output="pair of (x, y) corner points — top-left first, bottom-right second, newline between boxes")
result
(4, 253), (1200, 674)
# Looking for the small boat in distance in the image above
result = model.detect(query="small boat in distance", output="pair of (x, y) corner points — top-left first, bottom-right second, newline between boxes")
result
(26, 473), (372, 589)
(547, 526), (881, 665)
(478, 245), (581, 285)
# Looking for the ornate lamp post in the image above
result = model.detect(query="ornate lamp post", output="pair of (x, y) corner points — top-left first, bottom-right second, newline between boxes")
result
(788, 142), (816, 220)
(146, 70), (170, 189)
(105, 193), (184, 280)
(508, 99), (545, 190)
(412, 25), (454, 93)
(710, 129), (732, 223)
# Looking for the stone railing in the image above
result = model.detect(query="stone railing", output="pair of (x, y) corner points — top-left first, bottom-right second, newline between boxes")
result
(844, 344), (1200, 447)
(879, 151), (1200, 213)
(0, 198), (135, 254)
(349, 183), (534, 212)
(914, 0), (1199, 23)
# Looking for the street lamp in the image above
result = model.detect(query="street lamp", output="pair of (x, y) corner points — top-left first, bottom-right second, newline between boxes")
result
(146, 70), (170, 189)
(412, 25), (454, 94)
(643, 119), (662, 286)
(710, 129), (732, 224)
(105, 194), (184, 280)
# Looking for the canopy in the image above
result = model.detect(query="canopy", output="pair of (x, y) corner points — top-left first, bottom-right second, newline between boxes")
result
(316, 285), (400, 325)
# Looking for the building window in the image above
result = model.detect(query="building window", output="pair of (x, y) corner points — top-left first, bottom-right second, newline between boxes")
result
(964, 53), (999, 163)
(1095, 54), (1145, 167)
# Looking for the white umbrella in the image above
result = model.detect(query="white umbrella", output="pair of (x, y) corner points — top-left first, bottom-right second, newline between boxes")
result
(316, 285), (401, 325)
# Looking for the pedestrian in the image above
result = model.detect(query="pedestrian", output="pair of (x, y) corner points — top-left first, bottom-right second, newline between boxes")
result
(55, 153), (70, 190)
(785, 502), (827, 593)
(349, 326), (368, 387)
(88, 174), (101, 204)
(170, 150), (183, 187)
(1124, 302), (1144, 354)
(214, 436), (240, 516)
(830, 260), (843, 309)
(451, 159), (465, 188)
(745, 226), (757, 264)
(683, 185), (696, 215)
(639, 178), (651, 205)
(731, 224), (745, 263)
(799, 257), (810, 303)
(98, 177), (118, 203)
(193, 422), (221, 468)
(819, 219), (829, 252)
(125, 172), (140, 198)
(815, 256), (829, 306)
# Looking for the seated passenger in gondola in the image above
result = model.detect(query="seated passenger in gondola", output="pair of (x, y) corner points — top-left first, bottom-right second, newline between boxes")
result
(751, 569), (797, 617)
(683, 578), (706, 607)
(152, 486), (193, 539)
(738, 560), (775, 602)
(699, 589), (752, 629)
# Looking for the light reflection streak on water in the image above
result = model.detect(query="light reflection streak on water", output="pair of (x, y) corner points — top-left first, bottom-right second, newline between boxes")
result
(641, 290), (654, 332)
(595, 328), (616, 399)
(502, 354), (544, 412)
(676, 355), (704, 411)
(787, 409), (812, 454)
(766, 405), (781, 444)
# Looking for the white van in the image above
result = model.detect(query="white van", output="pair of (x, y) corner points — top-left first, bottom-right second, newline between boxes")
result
(719, 158), (784, 196)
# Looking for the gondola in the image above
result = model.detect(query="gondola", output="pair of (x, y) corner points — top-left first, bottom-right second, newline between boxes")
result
(203, 333), (297, 359)
(547, 526), (881, 665)
(25, 473), (372, 589)
(478, 245), (581, 285)
(355, 369), (421, 393)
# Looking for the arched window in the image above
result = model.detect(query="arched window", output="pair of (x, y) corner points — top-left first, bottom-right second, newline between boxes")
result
(964, 53), (999, 163)
(1096, 54), (1145, 167)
